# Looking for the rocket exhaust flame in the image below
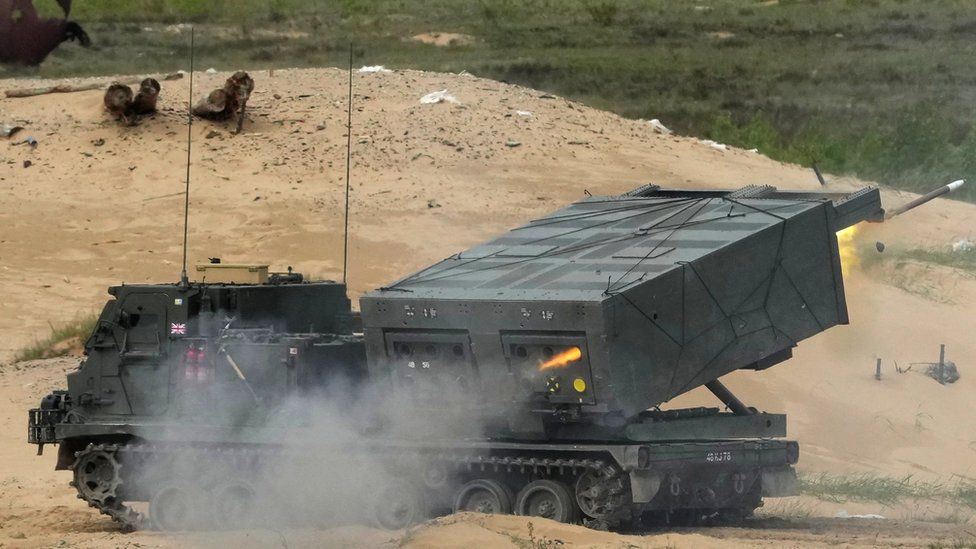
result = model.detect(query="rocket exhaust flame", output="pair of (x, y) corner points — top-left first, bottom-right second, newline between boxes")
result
(835, 179), (965, 278)
(836, 223), (860, 277)
(539, 346), (583, 371)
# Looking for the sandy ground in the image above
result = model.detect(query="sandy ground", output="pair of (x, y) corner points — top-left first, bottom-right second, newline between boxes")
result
(0, 68), (974, 547)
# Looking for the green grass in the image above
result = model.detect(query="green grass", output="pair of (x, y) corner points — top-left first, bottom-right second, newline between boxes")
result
(800, 473), (976, 510)
(8, 0), (976, 202)
(896, 248), (976, 274)
(862, 243), (976, 276)
(14, 314), (97, 362)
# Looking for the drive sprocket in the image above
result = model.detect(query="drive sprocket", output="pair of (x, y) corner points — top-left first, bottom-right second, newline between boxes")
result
(72, 444), (122, 503)
(70, 443), (147, 531)
(575, 466), (629, 524)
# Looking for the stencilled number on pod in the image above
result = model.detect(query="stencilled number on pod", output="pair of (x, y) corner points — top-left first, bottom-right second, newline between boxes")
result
(705, 451), (733, 463)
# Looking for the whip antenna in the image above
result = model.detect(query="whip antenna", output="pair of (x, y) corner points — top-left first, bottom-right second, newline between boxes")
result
(342, 44), (353, 285)
(179, 27), (195, 287)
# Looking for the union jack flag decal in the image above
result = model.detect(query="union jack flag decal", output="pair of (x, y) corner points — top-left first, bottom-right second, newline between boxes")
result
(170, 323), (187, 335)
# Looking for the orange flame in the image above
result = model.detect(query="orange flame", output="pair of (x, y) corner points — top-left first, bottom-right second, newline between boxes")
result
(836, 224), (861, 277)
(539, 347), (583, 371)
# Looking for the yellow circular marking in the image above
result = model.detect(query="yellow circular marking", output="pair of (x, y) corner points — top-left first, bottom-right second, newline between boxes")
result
(573, 378), (587, 393)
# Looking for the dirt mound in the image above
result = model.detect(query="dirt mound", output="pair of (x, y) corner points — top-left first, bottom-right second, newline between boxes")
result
(399, 512), (972, 548)
(400, 513), (723, 548)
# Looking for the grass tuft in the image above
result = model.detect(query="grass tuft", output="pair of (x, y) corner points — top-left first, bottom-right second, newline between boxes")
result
(14, 314), (98, 362)
(800, 473), (976, 511)
(956, 483), (976, 510)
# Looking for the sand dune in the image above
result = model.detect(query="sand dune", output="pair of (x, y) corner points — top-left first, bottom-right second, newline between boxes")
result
(0, 68), (973, 546)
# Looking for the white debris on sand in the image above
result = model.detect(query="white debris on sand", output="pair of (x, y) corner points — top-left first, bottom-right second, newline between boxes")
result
(205, 68), (218, 75)
(699, 139), (728, 152)
(648, 118), (671, 135)
(516, 110), (532, 117)
(420, 90), (460, 105)
(164, 23), (192, 34)
(1, 123), (23, 138)
(952, 239), (974, 252)
(835, 510), (886, 519)
(359, 66), (392, 73)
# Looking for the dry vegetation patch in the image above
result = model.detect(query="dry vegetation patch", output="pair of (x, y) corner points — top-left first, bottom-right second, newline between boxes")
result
(14, 314), (96, 362)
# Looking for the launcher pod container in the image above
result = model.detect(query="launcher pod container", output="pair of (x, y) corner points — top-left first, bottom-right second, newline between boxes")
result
(361, 185), (883, 438)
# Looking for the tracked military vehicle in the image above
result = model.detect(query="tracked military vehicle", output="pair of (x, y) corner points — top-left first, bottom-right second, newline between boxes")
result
(30, 183), (907, 531)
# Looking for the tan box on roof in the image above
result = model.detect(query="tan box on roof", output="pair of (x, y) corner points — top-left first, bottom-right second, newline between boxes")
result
(194, 264), (269, 284)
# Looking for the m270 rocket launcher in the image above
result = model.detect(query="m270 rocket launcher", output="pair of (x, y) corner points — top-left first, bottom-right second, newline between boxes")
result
(27, 180), (963, 532)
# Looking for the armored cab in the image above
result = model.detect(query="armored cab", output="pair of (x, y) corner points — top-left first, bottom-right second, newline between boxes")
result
(360, 185), (884, 438)
(31, 265), (366, 466)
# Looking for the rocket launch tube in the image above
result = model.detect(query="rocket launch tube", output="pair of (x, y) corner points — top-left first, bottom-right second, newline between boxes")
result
(887, 180), (965, 218)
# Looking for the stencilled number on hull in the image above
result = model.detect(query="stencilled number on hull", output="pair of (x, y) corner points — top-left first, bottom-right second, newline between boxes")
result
(705, 451), (733, 463)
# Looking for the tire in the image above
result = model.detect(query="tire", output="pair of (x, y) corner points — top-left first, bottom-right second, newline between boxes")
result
(370, 480), (425, 530)
(514, 479), (579, 523)
(149, 484), (210, 531)
(453, 479), (514, 515)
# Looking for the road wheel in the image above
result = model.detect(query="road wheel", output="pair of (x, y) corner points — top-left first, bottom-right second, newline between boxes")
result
(370, 480), (425, 530)
(515, 479), (579, 523)
(213, 479), (258, 529)
(453, 479), (513, 515)
(149, 484), (209, 531)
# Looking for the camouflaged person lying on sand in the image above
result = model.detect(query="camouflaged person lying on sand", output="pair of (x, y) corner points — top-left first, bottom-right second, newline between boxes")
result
(27, 177), (964, 532)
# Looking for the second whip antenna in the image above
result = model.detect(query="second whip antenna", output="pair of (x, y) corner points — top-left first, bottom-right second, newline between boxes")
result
(342, 44), (353, 285)
(179, 26), (195, 287)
